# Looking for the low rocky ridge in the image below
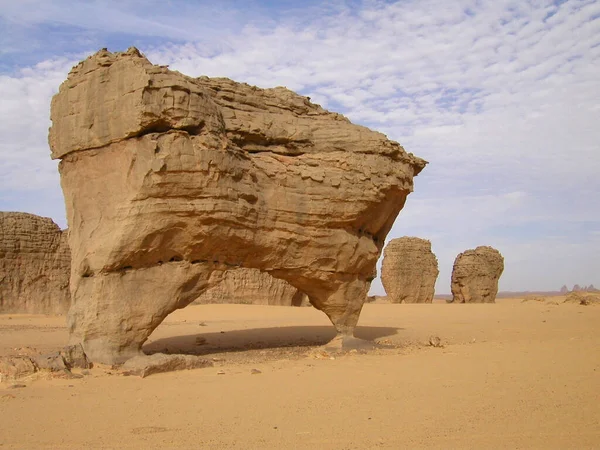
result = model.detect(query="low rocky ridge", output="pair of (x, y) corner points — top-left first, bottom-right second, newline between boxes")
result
(450, 246), (504, 303)
(381, 237), (439, 303)
(0, 212), (70, 314)
(49, 47), (426, 364)
(563, 292), (600, 306)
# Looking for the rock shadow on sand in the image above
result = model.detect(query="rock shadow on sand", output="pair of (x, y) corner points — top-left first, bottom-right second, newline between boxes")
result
(143, 325), (401, 357)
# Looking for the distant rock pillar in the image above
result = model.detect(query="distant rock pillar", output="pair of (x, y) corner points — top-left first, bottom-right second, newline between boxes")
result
(381, 237), (439, 303)
(450, 246), (504, 303)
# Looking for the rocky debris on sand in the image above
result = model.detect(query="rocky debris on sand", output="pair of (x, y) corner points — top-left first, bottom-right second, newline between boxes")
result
(381, 237), (439, 303)
(0, 344), (91, 382)
(121, 353), (213, 377)
(32, 344), (91, 372)
(0, 212), (70, 314)
(193, 268), (309, 306)
(521, 295), (546, 303)
(450, 246), (504, 303)
(428, 336), (443, 348)
(49, 47), (426, 364)
(0, 356), (38, 382)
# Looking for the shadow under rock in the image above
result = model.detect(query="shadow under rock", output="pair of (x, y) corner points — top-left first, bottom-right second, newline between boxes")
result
(143, 325), (401, 356)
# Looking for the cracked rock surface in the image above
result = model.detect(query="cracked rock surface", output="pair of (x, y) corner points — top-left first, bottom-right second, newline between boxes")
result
(0, 212), (70, 314)
(49, 47), (426, 364)
(450, 246), (504, 303)
(381, 237), (439, 303)
(193, 268), (309, 306)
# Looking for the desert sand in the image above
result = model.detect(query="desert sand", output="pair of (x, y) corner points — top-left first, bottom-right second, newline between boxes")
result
(1, 298), (599, 449)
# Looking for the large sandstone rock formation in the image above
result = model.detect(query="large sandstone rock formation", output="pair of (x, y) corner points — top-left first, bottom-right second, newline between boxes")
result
(450, 246), (504, 303)
(381, 237), (439, 303)
(193, 268), (309, 306)
(49, 48), (426, 364)
(0, 212), (70, 314)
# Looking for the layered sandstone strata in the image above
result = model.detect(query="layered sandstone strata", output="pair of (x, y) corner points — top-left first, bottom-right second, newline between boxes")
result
(381, 237), (439, 303)
(193, 268), (309, 306)
(0, 212), (70, 314)
(450, 246), (504, 303)
(49, 48), (426, 364)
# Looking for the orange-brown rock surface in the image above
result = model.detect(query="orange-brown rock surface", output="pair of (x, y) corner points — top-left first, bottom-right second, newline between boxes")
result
(450, 246), (504, 303)
(193, 268), (309, 306)
(49, 47), (426, 364)
(381, 237), (439, 303)
(0, 212), (70, 314)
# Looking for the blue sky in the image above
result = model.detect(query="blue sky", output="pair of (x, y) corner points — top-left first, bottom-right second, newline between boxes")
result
(1, 0), (599, 294)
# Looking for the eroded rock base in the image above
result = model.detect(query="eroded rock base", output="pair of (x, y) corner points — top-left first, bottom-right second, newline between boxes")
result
(323, 334), (378, 352)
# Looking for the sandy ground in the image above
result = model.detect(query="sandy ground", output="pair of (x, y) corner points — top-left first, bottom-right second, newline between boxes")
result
(1, 297), (599, 449)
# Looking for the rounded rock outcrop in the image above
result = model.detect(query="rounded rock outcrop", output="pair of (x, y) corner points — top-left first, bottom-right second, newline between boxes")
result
(381, 237), (439, 303)
(450, 246), (504, 303)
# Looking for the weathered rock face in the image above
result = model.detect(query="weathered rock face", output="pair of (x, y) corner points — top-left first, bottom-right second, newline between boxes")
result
(381, 237), (439, 303)
(193, 268), (309, 306)
(450, 246), (504, 303)
(49, 48), (426, 364)
(0, 212), (70, 314)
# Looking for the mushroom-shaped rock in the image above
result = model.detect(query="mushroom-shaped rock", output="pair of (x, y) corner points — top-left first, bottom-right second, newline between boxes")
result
(0, 212), (70, 314)
(193, 268), (309, 306)
(49, 48), (426, 364)
(381, 237), (439, 303)
(450, 246), (504, 303)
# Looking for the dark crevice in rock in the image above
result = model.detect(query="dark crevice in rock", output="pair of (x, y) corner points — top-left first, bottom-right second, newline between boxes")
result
(228, 131), (311, 154)
(179, 124), (203, 136)
(129, 119), (205, 140)
(130, 120), (172, 138)
(239, 193), (258, 204)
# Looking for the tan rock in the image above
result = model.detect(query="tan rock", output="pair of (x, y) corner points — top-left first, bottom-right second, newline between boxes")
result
(121, 354), (213, 378)
(0, 356), (37, 382)
(381, 237), (439, 303)
(49, 48), (426, 364)
(193, 268), (309, 306)
(59, 344), (91, 369)
(450, 246), (504, 303)
(0, 212), (70, 314)
(32, 353), (68, 372)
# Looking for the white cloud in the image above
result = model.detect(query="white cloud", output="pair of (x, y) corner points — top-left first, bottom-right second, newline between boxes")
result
(0, 57), (76, 191)
(0, 0), (599, 292)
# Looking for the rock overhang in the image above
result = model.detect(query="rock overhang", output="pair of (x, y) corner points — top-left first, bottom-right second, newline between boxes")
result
(49, 47), (427, 364)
